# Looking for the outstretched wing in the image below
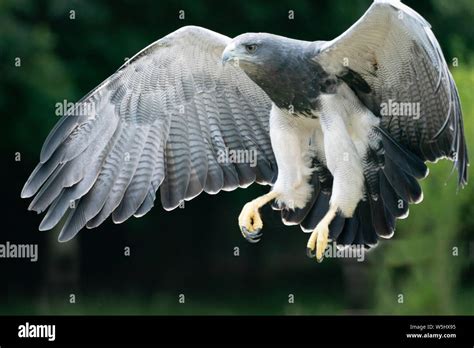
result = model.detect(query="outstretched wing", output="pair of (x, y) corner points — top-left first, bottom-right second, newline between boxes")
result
(22, 26), (276, 242)
(317, 0), (468, 185)
(282, 0), (468, 249)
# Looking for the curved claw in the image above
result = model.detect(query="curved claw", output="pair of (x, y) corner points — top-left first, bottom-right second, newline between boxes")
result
(306, 247), (316, 259)
(306, 247), (325, 262)
(246, 237), (261, 244)
(241, 226), (263, 243)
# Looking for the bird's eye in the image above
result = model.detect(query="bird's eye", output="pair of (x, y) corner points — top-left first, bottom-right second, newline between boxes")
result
(245, 44), (258, 54)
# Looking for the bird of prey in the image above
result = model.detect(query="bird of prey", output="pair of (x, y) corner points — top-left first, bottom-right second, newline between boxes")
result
(22, 0), (468, 262)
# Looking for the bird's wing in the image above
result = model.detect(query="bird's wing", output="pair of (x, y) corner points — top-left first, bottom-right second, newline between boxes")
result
(317, 0), (468, 186)
(280, 0), (468, 249)
(21, 26), (276, 242)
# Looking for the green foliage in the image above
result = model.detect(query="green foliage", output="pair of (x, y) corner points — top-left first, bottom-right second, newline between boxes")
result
(372, 67), (474, 315)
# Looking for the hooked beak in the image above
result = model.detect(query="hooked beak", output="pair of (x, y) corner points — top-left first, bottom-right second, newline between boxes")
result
(221, 43), (237, 65)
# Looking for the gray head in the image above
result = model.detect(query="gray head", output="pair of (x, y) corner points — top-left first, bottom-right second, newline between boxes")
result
(222, 33), (306, 81)
(221, 33), (330, 115)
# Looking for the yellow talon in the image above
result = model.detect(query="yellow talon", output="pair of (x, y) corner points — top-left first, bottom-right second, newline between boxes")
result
(238, 191), (279, 242)
(306, 204), (338, 262)
(238, 200), (263, 233)
(306, 221), (329, 262)
(316, 224), (329, 261)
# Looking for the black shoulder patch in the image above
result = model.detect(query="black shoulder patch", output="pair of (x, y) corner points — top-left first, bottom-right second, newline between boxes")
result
(338, 68), (372, 94)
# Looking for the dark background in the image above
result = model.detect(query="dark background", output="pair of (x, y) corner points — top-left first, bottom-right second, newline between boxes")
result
(0, 0), (473, 314)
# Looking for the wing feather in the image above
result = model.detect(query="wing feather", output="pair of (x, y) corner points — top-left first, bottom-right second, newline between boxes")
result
(22, 26), (276, 240)
(317, 0), (468, 186)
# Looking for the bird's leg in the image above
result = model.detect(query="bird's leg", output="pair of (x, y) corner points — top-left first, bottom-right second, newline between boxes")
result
(238, 190), (279, 243)
(306, 204), (338, 262)
(304, 100), (366, 262)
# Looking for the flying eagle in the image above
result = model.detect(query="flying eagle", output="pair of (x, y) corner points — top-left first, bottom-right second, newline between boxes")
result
(22, 0), (468, 261)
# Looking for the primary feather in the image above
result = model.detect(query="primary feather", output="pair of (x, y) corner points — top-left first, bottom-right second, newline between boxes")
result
(22, 26), (277, 241)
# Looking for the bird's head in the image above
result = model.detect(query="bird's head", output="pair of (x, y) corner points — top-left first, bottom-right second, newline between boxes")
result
(222, 33), (266, 65)
(221, 33), (316, 108)
(221, 33), (290, 80)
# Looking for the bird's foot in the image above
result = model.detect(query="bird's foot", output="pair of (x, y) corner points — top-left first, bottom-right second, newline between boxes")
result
(238, 200), (264, 243)
(306, 220), (330, 262)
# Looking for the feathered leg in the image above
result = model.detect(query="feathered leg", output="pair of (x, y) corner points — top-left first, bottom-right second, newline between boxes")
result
(238, 106), (316, 243)
(306, 93), (367, 261)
